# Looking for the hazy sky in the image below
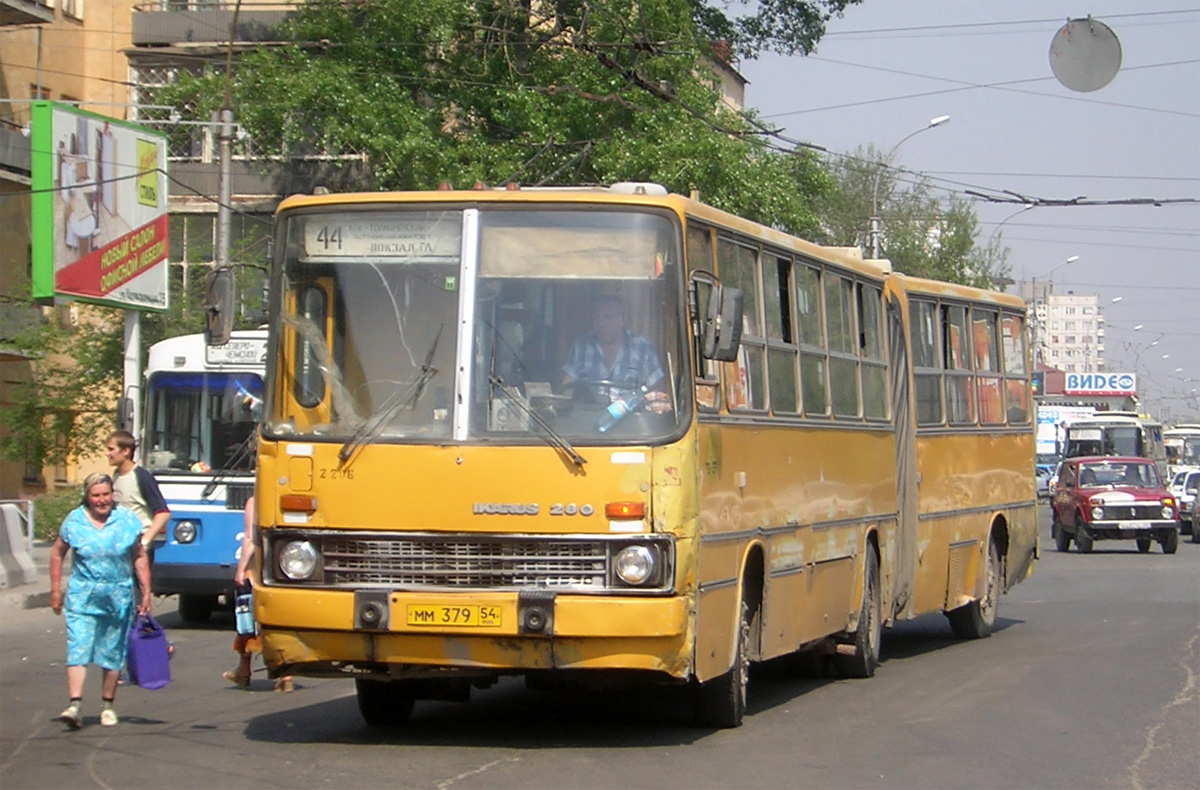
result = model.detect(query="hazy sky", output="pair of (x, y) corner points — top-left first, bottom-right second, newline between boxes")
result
(738, 0), (1199, 422)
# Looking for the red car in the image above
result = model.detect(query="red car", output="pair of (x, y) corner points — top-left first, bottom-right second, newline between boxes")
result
(1051, 456), (1179, 554)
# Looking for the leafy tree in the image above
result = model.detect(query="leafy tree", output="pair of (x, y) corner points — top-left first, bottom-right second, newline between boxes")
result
(690, 0), (860, 58)
(0, 309), (123, 474)
(816, 145), (1009, 289)
(153, 0), (843, 237)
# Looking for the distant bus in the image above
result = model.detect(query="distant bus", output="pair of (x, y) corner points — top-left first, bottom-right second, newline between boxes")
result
(1063, 411), (1166, 476)
(141, 330), (266, 622)
(1163, 424), (1200, 475)
(246, 184), (1037, 728)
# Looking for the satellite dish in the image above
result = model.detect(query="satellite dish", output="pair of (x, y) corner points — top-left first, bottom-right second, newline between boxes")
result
(1049, 16), (1122, 92)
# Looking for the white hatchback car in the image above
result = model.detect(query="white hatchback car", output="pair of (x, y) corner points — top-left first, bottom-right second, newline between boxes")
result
(1176, 469), (1200, 536)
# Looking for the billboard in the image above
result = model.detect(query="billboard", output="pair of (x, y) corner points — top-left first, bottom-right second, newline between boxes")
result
(1036, 404), (1096, 456)
(1064, 371), (1136, 396)
(30, 102), (169, 311)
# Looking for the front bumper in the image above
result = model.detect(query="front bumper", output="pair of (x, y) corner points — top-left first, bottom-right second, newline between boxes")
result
(256, 587), (692, 680)
(1080, 520), (1178, 540)
(152, 563), (237, 596)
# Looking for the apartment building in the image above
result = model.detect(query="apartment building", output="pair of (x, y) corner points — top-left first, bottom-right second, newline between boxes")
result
(1040, 292), (1106, 374)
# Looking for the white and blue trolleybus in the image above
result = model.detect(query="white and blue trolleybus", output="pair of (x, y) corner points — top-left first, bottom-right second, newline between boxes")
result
(141, 330), (266, 622)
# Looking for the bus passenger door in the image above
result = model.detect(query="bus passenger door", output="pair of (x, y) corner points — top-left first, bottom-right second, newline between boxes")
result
(888, 294), (918, 619)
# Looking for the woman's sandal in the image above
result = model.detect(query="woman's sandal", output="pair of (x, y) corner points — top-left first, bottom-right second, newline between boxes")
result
(222, 670), (251, 690)
(273, 677), (294, 693)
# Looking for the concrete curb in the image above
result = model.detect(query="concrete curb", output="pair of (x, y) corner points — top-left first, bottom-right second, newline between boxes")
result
(5, 540), (55, 610)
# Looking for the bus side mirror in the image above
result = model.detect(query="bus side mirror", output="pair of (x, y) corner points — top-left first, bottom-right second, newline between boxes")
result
(116, 396), (134, 432)
(702, 286), (743, 362)
(205, 267), (234, 346)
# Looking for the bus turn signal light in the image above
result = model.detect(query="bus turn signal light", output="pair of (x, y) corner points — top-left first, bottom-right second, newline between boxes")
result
(280, 494), (317, 513)
(605, 502), (645, 519)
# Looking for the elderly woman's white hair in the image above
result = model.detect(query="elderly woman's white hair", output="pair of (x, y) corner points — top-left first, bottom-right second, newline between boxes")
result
(79, 472), (114, 506)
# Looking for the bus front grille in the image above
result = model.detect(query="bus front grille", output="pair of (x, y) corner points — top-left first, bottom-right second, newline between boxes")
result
(226, 484), (254, 511)
(322, 536), (610, 589)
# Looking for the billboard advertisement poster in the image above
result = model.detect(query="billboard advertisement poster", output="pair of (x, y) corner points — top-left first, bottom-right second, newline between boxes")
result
(30, 101), (170, 311)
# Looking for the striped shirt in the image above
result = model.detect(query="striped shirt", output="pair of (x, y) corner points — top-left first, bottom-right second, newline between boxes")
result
(562, 329), (664, 401)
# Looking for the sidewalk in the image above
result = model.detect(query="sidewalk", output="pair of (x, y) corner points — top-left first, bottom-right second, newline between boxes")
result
(3, 540), (56, 610)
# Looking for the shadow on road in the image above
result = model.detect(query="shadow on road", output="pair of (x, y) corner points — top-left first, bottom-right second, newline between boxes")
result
(235, 612), (1026, 747)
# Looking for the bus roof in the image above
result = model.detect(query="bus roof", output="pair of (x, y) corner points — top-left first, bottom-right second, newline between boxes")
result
(274, 184), (1022, 307)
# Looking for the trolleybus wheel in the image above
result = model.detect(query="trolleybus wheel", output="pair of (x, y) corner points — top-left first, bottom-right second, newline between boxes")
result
(355, 679), (415, 727)
(694, 598), (749, 728)
(946, 538), (999, 640)
(834, 546), (882, 678)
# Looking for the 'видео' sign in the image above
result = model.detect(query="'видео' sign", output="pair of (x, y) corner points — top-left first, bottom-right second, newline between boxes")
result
(1065, 372), (1136, 395)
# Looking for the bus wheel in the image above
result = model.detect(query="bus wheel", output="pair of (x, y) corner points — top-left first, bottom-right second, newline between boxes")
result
(177, 594), (216, 623)
(1160, 530), (1179, 555)
(834, 546), (882, 678)
(1074, 518), (1094, 553)
(946, 539), (998, 640)
(1136, 537), (1152, 553)
(355, 679), (415, 727)
(693, 598), (749, 728)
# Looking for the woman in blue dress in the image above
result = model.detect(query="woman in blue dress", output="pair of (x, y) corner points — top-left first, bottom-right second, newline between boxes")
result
(50, 472), (152, 729)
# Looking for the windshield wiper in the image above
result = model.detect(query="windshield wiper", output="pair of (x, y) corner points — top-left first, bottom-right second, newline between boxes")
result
(489, 375), (586, 468)
(202, 431), (256, 499)
(338, 325), (443, 464)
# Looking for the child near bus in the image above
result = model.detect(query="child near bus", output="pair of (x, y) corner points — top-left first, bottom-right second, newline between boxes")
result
(223, 495), (294, 693)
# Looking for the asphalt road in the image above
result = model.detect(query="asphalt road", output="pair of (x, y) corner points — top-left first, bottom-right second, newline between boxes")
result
(2, 508), (1197, 790)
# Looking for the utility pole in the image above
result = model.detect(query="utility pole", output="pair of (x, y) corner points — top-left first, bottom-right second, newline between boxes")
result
(215, 2), (241, 283)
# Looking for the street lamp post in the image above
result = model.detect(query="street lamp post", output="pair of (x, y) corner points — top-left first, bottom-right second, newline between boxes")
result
(870, 115), (950, 258)
(1030, 254), (1080, 368)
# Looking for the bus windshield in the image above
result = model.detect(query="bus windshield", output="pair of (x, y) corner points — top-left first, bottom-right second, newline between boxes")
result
(143, 371), (263, 472)
(1066, 424), (1143, 458)
(270, 206), (689, 445)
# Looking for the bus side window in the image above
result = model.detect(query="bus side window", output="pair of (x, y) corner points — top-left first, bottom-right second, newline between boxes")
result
(910, 299), (942, 425)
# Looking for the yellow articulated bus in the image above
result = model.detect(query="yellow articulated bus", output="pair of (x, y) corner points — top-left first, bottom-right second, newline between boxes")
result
(244, 183), (1038, 728)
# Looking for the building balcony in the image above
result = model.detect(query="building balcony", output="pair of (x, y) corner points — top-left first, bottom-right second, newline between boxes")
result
(131, 2), (294, 50)
(0, 0), (54, 27)
(0, 127), (31, 181)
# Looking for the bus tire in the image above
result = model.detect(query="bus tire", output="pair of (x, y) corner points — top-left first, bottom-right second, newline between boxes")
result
(355, 679), (415, 727)
(946, 538), (998, 640)
(1074, 518), (1094, 553)
(177, 594), (216, 623)
(693, 598), (749, 728)
(834, 546), (882, 678)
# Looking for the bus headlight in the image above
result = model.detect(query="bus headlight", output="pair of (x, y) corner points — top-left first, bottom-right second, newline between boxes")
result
(279, 540), (319, 581)
(1091, 505), (1105, 521)
(173, 520), (198, 544)
(614, 544), (656, 586)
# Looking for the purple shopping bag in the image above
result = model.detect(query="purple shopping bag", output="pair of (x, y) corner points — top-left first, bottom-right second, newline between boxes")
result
(127, 614), (171, 690)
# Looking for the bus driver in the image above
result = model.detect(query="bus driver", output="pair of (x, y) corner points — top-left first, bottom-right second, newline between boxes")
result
(560, 294), (670, 413)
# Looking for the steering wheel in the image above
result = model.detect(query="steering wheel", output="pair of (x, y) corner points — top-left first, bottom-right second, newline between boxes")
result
(562, 378), (635, 405)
